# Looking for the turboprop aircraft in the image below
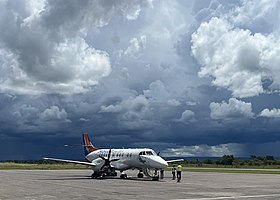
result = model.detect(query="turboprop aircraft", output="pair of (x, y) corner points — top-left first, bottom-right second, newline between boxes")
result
(44, 133), (183, 180)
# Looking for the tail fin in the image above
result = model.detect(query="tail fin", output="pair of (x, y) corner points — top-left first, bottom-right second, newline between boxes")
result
(83, 132), (98, 156)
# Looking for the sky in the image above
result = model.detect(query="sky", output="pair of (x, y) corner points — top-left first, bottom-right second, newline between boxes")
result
(1, 0), (280, 160)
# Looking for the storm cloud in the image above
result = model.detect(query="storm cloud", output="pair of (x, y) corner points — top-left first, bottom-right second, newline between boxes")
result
(1, 0), (280, 160)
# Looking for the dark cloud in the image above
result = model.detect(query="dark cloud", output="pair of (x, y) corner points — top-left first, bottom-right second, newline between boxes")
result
(1, 0), (280, 160)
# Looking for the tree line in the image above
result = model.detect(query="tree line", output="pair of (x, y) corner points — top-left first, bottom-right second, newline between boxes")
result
(183, 155), (280, 167)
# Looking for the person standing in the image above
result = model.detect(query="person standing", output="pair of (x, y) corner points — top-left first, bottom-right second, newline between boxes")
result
(171, 165), (176, 180)
(177, 164), (182, 182)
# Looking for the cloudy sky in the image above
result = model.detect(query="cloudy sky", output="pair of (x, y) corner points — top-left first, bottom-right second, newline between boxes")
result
(1, 0), (280, 160)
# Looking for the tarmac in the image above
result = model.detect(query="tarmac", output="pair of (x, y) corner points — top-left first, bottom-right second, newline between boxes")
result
(0, 170), (280, 200)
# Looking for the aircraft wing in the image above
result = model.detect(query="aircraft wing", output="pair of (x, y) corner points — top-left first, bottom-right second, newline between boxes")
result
(43, 157), (96, 167)
(166, 158), (184, 163)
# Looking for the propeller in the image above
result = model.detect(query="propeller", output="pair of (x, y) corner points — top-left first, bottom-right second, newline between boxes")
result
(99, 149), (119, 171)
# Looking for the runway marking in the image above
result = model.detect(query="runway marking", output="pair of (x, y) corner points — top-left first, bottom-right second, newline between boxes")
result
(172, 193), (280, 200)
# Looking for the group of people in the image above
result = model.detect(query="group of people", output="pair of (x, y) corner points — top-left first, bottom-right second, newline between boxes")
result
(171, 164), (182, 182)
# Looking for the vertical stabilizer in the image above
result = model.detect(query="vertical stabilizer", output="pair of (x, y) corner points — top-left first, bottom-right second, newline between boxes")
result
(83, 133), (98, 156)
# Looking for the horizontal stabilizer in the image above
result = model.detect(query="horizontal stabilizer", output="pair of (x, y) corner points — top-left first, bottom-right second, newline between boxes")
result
(166, 159), (184, 163)
(43, 157), (96, 167)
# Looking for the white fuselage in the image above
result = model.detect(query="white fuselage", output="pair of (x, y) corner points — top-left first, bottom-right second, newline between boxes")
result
(85, 148), (168, 171)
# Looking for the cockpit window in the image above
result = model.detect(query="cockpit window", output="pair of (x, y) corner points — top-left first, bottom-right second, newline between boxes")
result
(139, 151), (155, 156)
(145, 151), (153, 155)
(139, 151), (146, 155)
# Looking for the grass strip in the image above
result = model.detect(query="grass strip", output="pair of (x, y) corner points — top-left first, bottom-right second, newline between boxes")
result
(185, 167), (280, 174)
(0, 162), (88, 170)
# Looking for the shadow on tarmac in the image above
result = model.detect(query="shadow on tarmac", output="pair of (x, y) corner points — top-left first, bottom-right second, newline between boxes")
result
(41, 174), (164, 182)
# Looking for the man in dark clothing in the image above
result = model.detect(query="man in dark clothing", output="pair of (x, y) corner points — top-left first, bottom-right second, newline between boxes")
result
(171, 165), (176, 180)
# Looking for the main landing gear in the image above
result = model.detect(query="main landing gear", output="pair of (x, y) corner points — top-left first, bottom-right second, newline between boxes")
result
(91, 170), (117, 179)
(92, 149), (119, 179)
(120, 171), (128, 179)
(137, 170), (144, 178)
(91, 171), (100, 179)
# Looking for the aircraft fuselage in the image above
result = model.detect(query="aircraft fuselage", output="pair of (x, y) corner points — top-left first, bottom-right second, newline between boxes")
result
(86, 148), (168, 171)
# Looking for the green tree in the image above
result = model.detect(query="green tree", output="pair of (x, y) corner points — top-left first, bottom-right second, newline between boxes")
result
(217, 155), (235, 165)
(203, 159), (213, 164)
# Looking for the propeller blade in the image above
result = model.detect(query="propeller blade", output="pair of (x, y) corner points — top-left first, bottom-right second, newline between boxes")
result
(100, 163), (106, 171)
(108, 149), (112, 159)
(99, 155), (106, 160)
(110, 158), (119, 162)
(99, 149), (118, 172)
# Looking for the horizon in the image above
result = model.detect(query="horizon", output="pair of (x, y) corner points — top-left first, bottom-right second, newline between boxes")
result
(2, 155), (280, 162)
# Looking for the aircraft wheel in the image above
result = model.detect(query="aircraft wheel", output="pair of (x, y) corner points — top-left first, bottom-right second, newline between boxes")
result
(152, 176), (159, 181)
(91, 172), (100, 179)
(137, 172), (144, 178)
(120, 173), (127, 179)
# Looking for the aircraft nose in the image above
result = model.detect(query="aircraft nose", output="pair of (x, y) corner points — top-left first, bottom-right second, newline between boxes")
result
(160, 159), (168, 168)
(154, 157), (168, 169)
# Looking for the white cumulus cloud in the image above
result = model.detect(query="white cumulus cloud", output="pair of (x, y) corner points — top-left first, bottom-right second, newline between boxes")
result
(162, 143), (243, 157)
(191, 0), (280, 98)
(0, 0), (151, 95)
(176, 109), (196, 124)
(100, 95), (149, 114)
(210, 98), (254, 120)
(123, 35), (147, 58)
(167, 99), (181, 106)
(40, 106), (70, 122)
(259, 108), (280, 118)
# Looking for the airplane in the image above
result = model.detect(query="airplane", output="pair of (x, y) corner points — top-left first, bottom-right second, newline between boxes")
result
(44, 133), (183, 180)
